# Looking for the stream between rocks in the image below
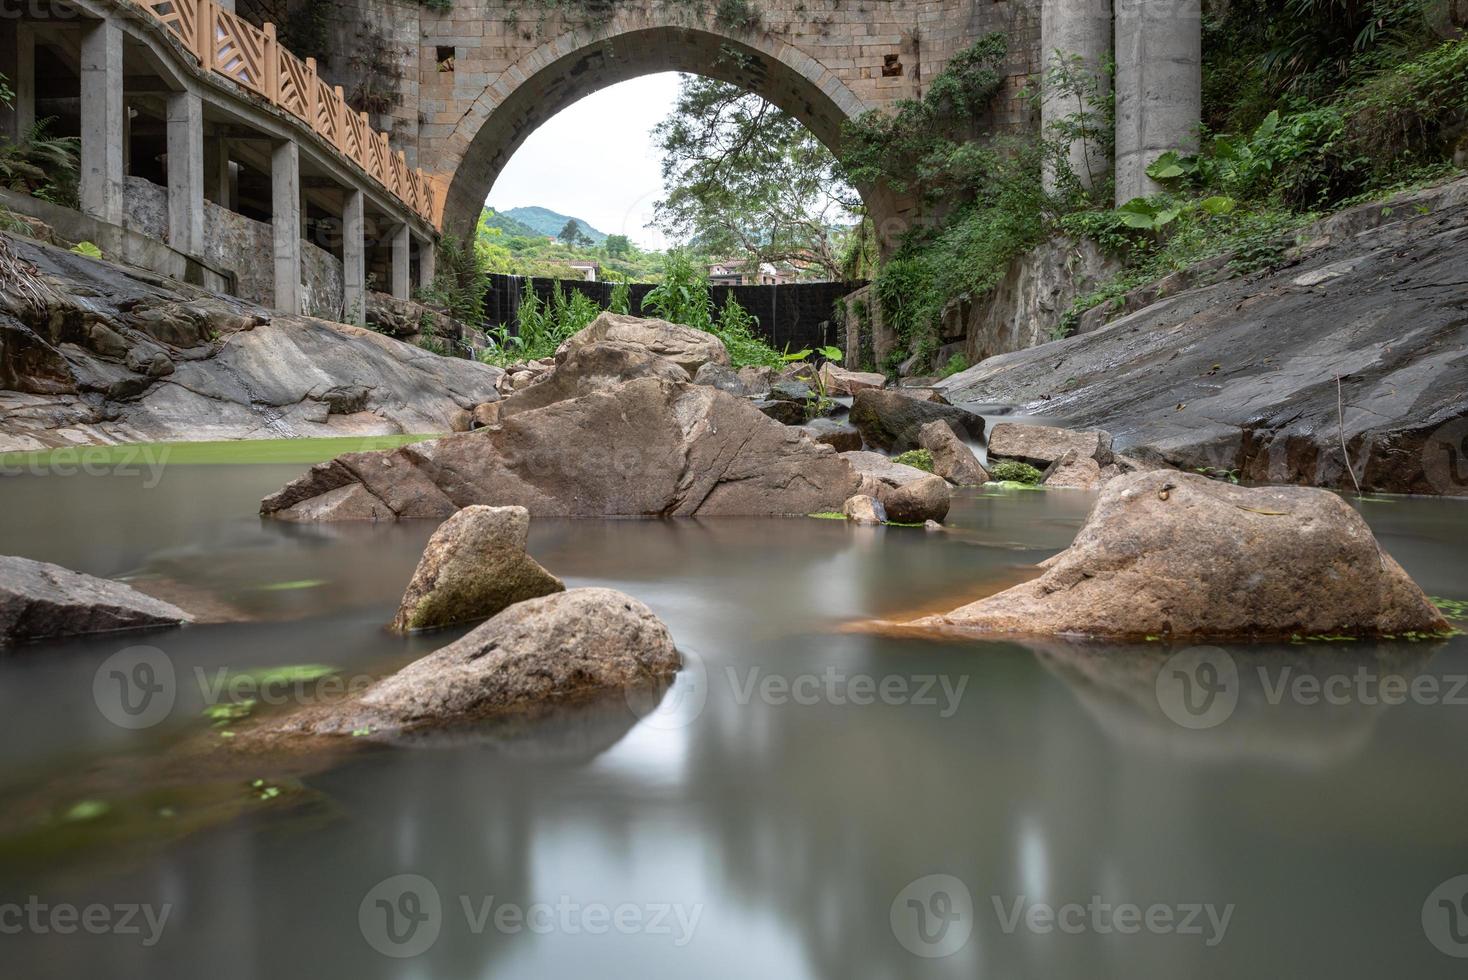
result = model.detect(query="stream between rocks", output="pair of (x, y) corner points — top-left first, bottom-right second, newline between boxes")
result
(1, 461), (1466, 978)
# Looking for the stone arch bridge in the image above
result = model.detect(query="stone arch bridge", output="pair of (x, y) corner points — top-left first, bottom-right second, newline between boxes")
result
(2, 0), (1201, 314)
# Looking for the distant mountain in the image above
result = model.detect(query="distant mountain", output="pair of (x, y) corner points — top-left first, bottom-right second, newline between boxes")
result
(480, 208), (544, 240)
(496, 205), (608, 244)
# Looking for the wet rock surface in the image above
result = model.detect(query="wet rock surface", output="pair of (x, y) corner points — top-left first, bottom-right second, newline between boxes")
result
(849, 388), (985, 452)
(390, 505), (565, 632)
(262, 378), (860, 520)
(936, 178), (1468, 495)
(0, 234), (502, 450)
(911, 471), (1450, 640)
(1, 555), (192, 645)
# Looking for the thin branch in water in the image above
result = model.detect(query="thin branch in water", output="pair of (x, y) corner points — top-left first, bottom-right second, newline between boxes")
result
(1336, 373), (1363, 496)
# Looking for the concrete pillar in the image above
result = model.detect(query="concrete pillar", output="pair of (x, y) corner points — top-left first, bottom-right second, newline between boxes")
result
(343, 190), (366, 326)
(417, 237), (436, 291)
(1041, 0), (1113, 193)
(204, 136), (231, 207)
(0, 24), (36, 142)
(271, 140), (302, 314)
(80, 20), (125, 226)
(1114, 0), (1203, 204)
(390, 223), (410, 300)
(166, 91), (205, 256)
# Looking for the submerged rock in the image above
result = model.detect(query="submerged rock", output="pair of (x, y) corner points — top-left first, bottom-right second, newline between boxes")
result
(555, 311), (729, 374)
(390, 505), (565, 632)
(262, 378), (859, 520)
(0, 555), (191, 645)
(911, 471), (1449, 640)
(848, 388), (985, 452)
(918, 420), (988, 485)
(329, 588), (678, 731)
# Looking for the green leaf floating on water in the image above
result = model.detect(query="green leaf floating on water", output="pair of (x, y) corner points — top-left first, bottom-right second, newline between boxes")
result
(1430, 597), (1468, 621)
(252, 579), (329, 592)
(232, 664), (338, 686)
(62, 800), (110, 823)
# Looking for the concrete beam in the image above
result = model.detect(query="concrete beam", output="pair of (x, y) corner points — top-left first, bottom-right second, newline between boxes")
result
(271, 140), (302, 314)
(80, 19), (125, 226)
(166, 90), (205, 256)
(391, 223), (411, 300)
(417, 236), (436, 292)
(203, 136), (230, 206)
(1114, 0), (1203, 204)
(1041, 0), (1113, 193)
(343, 189), (366, 326)
(0, 25), (36, 142)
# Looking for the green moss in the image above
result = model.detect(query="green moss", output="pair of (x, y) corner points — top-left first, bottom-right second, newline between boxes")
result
(987, 460), (1044, 485)
(892, 449), (935, 472)
(807, 512), (847, 520)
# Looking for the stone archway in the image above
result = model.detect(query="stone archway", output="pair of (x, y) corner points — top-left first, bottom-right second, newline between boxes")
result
(432, 15), (876, 241)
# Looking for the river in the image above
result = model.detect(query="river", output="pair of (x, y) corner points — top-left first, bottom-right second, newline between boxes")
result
(1, 460), (1466, 978)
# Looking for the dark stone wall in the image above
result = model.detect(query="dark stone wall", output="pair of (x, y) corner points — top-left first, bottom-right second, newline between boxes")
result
(484, 275), (866, 355)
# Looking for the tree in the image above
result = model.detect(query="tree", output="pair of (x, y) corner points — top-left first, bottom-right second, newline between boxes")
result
(652, 74), (859, 281)
(604, 233), (632, 258)
(557, 219), (583, 245)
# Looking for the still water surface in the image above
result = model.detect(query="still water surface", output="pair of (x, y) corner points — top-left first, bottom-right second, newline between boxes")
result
(1, 462), (1466, 978)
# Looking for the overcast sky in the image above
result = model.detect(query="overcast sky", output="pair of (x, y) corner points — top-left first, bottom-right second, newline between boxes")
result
(487, 73), (684, 249)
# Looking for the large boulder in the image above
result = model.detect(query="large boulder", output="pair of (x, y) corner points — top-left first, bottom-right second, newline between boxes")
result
(497, 341), (689, 419)
(1042, 449), (1104, 489)
(341, 589), (678, 730)
(911, 471), (1450, 640)
(262, 378), (860, 520)
(918, 420), (988, 485)
(881, 474), (951, 524)
(842, 494), (887, 525)
(1, 555), (191, 645)
(818, 362), (886, 396)
(988, 422), (1113, 468)
(849, 388), (985, 452)
(390, 506), (565, 632)
(555, 311), (729, 374)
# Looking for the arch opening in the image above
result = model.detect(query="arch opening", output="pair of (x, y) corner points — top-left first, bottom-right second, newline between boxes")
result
(438, 24), (880, 242)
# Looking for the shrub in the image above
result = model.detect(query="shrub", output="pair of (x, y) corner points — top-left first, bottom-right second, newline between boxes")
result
(893, 449), (934, 472)
(988, 460), (1044, 485)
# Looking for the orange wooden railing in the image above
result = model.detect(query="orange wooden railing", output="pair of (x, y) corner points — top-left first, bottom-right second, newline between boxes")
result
(132, 0), (440, 229)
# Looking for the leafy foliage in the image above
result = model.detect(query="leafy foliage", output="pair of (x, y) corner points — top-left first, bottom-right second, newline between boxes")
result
(988, 460), (1044, 485)
(653, 71), (856, 280)
(892, 449), (934, 473)
(0, 119), (81, 208)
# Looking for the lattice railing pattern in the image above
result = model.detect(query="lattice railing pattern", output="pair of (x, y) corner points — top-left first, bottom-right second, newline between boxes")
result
(129, 0), (440, 228)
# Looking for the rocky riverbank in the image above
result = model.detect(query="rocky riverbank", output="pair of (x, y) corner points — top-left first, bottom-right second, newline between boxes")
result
(0, 233), (503, 450)
(936, 178), (1468, 496)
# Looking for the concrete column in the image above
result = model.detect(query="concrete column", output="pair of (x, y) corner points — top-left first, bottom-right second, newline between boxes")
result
(80, 20), (125, 225)
(166, 91), (205, 256)
(390, 223), (410, 300)
(271, 140), (302, 314)
(343, 189), (366, 326)
(204, 136), (231, 207)
(417, 236), (436, 291)
(1041, 0), (1113, 192)
(0, 24), (36, 142)
(1114, 0), (1203, 204)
